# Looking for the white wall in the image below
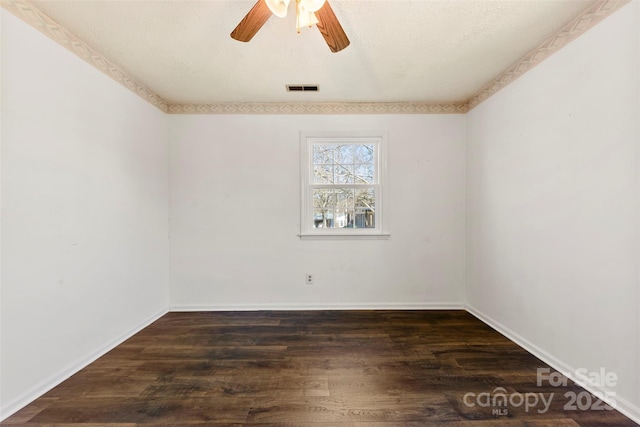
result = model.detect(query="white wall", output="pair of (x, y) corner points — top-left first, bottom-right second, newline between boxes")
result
(0, 11), (170, 417)
(169, 114), (466, 309)
(3, 0), (639, 422)
(466, 1), (640, 419)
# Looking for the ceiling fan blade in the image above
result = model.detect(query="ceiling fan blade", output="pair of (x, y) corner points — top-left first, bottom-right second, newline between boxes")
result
(231, 0), (273, 42)
(315, 0), (350, 53)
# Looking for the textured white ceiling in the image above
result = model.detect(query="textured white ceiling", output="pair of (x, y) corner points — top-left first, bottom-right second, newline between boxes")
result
(31, 0), (596, 105)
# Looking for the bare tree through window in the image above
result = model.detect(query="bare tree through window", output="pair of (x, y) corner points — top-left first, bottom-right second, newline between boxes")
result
(311, 144), (376, 229)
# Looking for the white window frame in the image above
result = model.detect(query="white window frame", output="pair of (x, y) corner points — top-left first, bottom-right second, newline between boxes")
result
(299, 131), (390, 240)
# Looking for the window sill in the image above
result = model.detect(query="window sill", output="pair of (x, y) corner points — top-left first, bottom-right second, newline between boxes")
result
(298, 233), (391, 240)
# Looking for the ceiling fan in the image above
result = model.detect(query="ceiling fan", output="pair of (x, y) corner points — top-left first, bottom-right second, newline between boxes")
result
(230, 0), (350, 53)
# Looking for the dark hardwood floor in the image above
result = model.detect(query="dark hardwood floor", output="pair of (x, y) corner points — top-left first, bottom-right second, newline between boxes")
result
(2, 310), (637, 426)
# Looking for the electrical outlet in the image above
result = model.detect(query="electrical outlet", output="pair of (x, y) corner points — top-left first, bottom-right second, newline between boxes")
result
(306, 273), (313, 285)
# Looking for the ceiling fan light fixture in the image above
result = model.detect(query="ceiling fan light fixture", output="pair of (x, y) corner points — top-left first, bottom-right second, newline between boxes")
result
(296, 10), (319, 32)
(231, 0), (349, 53)
(265, 0), (290, 18)
(295, 0), (322, 32)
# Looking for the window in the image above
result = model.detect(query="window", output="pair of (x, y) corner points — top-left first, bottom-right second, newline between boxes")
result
(300, 132), (389, 239)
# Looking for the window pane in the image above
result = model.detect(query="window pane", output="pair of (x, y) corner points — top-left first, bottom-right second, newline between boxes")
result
(355, 188), (375, 228)
(334, 188), (354, 228)
(334, 164), (355, 184)
(355, 188), (375, 208)
(313, 189), (335, 228)
(353, 144), (374, 164)
(313, 145), (334, 165)
(334, 188), (354, 210)
(312, 187), (375, 229)
(314, 144), (375, 184)
(313, 164), (334, 184)
(354, 164), (374, 184)
(336, 145), (353, 163)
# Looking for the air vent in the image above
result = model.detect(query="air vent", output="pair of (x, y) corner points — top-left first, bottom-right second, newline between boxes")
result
(286, 84), (319, 92)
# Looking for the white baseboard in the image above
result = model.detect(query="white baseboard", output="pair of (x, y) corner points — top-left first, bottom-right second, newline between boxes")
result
(0, 308), (169, 422)
(465, 304), (640, 425)
(170, 302), (465, 311)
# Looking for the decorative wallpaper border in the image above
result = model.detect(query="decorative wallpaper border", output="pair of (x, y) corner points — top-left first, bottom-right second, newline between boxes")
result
(167, 102), (468, 115)
(0, 0), (630, 115)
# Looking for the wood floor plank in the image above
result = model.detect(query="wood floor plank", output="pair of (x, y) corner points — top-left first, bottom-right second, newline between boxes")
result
(2, 310), (637, 426)
(245, 394), (459, 423)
